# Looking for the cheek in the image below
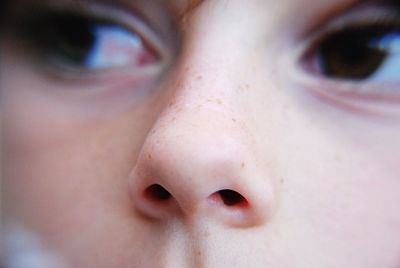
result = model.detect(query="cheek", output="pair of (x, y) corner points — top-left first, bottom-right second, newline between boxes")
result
(271, 89), (400, 264)
(5, 118), (117, 226)
(244, 70), (400, 264)
(2, 80), (156, 233)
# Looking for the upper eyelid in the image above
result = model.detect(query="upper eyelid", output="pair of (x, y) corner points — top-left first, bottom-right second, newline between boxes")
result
(295, 0), (398, 43)
(296, 2), (400, 67)
(319, 3), (400, 33)
(305, 2), (400, 41)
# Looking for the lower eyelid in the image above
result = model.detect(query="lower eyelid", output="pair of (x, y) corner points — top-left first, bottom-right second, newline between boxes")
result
(283, 45), (400, 107)
(289, 50), (400, 99)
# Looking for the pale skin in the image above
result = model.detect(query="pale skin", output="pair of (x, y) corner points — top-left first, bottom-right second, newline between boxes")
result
(2, 0), (400, 267)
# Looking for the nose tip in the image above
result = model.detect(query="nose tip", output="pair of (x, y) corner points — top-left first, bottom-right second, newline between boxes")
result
(129, 136), (273, 228)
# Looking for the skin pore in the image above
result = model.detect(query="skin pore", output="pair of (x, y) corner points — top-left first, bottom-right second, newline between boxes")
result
(2, 0), (400, 267)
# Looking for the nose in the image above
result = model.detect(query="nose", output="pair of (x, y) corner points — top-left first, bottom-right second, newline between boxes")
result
(130, 98), (275, 228)
(129, 54), (275, 229)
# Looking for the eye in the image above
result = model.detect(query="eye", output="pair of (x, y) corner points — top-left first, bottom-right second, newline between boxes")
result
(20, 9), (161, 73)
(306, 6), (400, 82)
(316, 26), (400, 81)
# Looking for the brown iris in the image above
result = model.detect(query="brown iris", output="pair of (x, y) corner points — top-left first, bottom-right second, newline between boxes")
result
(317, 26), (397, 80)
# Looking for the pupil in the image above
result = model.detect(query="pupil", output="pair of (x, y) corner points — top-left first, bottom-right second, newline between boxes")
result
(51, 14), (95, 64)
(319, 27), (390, 80)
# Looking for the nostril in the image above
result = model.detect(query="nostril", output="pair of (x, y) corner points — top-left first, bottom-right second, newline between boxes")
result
(144, 184), (172, 202)
(215, 189), (248, 207)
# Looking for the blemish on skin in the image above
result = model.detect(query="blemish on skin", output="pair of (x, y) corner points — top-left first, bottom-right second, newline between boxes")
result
(148, 153), (152, 159)
(232, 118), (237, 123)
(172, 117), (177, 121)
(196, 75), (203, 80)
(241, 162), (245, 169)
(239, 84), (250, 91)
(173, 81), (184, 90)
(168, 100), (175, 107)
(280, 177), (285, 184)
(333, 155), (343, 162)
(216, 99), (222, 105)
(203, 231), (210, 238)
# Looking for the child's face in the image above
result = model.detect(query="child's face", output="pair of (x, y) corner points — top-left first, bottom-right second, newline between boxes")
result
(2, 0), (400, 267)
